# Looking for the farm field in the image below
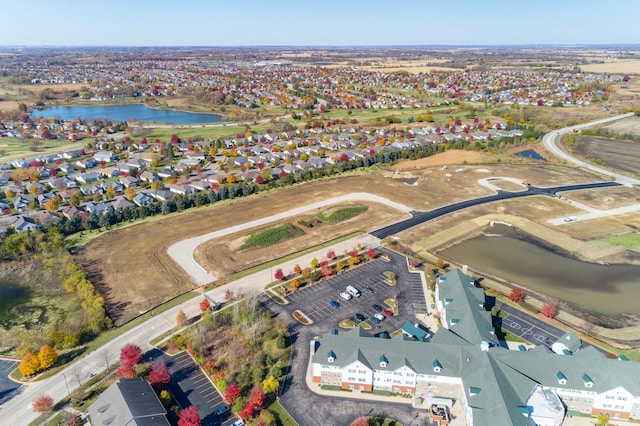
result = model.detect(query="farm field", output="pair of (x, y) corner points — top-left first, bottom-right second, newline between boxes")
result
(573, 136), (640, 175)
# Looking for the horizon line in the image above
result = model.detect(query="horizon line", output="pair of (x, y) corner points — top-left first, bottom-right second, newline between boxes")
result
(1, 43), (640, 49)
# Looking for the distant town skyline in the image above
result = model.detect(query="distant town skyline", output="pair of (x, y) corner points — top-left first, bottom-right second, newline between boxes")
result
(1, 0), (639, 47)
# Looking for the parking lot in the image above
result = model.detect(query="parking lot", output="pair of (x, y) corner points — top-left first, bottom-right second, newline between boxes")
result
(281, 248), (429, 336)
(151, 350), (240, 426)
(0, 359), (20, 406)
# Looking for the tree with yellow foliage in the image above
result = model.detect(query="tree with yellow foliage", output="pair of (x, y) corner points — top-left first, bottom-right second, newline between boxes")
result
(124, 187), (136, 201)
(19, 351), (41, 376)
(262, 375), (279, 394)
(37, 344), (58, 370)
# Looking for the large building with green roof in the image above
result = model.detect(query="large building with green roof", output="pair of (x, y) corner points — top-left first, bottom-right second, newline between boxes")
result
(310, 269), (640, 425)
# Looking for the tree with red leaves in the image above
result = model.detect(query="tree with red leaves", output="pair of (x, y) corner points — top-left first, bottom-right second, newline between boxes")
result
(541, 300), (558, 318)
(509, 288), (525, 303)
(225, 384), (241, 405)
(120, 344), (142, 370)
(149, 362), (171, 388)
(178, 405), (201, 426)
(326, 250), (336, 260)
(170, 134), (180, 144)
(199, 298), (211, 312)
(367, 248), (376, 260)
(117, 365), (137, 378)
(274, 268), (284, 281)
(32, 394), (54, 417)
(320, 266), (333, 278)
(350, 249), (359, 258)
(339, 153), (349, 163)
(351, 417), (369, 426)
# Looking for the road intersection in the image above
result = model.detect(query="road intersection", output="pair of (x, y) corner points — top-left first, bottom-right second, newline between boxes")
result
(1, 113), (636, 424)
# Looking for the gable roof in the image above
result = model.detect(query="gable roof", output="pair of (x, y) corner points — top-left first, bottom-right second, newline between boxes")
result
(88, 378), (170, 426)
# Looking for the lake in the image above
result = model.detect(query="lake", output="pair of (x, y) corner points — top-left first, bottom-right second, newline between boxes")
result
(438, 229), (640, 316)
(0, 282), (31, 328)
(30, 104), (223, 125)
(517, 150), (546, 161)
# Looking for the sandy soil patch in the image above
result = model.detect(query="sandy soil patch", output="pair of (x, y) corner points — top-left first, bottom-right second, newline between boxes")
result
(559, 185), (640, 210)
(603, 116), (640, 136)
(75, 152), (611, 326)
(392, 150), (492, 169)
(193, 202), (402, 279)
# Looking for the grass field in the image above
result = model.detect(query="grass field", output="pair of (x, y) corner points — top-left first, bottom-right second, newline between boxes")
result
(239, 223), (305, 250)
(607, 233), (640, 250)
(316, 205), (368, 223)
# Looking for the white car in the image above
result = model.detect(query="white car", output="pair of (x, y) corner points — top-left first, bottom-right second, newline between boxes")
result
(374, 313), (385, 321)
(339, 291), (352, 301)
(564, 216), (577, 222)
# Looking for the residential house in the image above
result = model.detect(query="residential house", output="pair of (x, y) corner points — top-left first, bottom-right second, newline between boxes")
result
(88, 378), (170, 426)
(85, 201), (112, 216)
(76, 171), (101, 184)
(139, 171), (159, 183)
(10, 215), (37, 232)
(111, 196), (135, 212)
(132, 192), (154, 207)
(93, 151), (117, 163)
(36, 210), (59, 226)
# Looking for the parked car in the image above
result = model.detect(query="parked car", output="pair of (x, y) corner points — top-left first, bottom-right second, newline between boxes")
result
(216, 405), (231, 416)
(383, 309), (394, 317)
(370, 315), (381, 324)
(365, 286), (374, 293)
(339, 291), (352, 301)
(232, 420), (245, 426)
(354, 313), (365, 322)
(373, 304), (383, 312)
(330, 300), (340, 309)
(374, 313), (385, 321)
(346, 285), (361, 297)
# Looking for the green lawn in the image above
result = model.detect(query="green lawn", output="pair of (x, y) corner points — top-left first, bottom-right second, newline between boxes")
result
(240, 223), (305, 250)
(607, 233), (640, 250)
(0, 138), (83, 162)
(316, 205), (368, 224)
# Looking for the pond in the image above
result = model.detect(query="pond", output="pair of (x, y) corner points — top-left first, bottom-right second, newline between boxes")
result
(0, 282), (31, 328)
(30, 104), (223, 125)
(438, 227), (640, 316)
(517, 150), (546, 161)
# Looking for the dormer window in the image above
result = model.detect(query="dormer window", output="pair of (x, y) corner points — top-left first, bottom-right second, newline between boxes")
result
(556, 371), (567, 385)
(433, 359), (442, 373)
(327, 350), (336, 363)
(583, 373), (593, 388)
(380, 354), (388, 368)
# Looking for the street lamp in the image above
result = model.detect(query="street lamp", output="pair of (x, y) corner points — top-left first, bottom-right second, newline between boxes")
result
(62, 372), (70, 398)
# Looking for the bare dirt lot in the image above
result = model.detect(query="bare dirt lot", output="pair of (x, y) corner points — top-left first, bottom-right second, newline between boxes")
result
(573, 136), (640, 175)
(603, 116), (640, 136)
(75, 151), (616, 326)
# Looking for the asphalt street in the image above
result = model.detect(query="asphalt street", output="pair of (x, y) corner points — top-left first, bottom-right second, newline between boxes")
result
(0, 359), (21, 407)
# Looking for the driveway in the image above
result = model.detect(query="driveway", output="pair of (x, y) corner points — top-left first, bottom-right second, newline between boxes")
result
(146, 349), (240, 426)
(0, 359), (21, 406)
(262, 249), (436, 426)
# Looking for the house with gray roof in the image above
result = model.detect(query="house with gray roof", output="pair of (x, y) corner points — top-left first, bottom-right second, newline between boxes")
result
(88, 378), (170, 426)
(311, 269), (640, 425)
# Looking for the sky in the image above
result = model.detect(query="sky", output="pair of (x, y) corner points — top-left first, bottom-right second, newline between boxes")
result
(1, 0), (639, 47)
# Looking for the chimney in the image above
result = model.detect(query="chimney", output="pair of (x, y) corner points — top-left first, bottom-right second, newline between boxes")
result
(462, 264), (468, 274)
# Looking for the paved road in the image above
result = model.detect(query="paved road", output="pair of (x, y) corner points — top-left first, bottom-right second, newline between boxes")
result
(542, 112), (639, 186)
(2, 115), (632, 423)
(370, 181), (620, 239)
(0, 359), (20, 406)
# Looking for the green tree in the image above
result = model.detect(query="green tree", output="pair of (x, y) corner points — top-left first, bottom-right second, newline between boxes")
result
(70, 190), (83, 207)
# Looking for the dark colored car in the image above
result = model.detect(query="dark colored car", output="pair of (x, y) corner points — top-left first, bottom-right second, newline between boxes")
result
(216, 405), (230, 416)
(365, 286), (374, 293)
(370, 316), (381, 324)
(373, 304), (383, 312)
(383, 309), (394, 317)
(330, 300), (340, 309)
(354, 313), (365, 322)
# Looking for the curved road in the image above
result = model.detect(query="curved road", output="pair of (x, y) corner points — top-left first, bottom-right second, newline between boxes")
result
(542, 112), (639, 186)
(2, 115), (635, 424)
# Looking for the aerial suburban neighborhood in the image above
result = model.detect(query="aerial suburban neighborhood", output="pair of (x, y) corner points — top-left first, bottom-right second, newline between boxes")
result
(1, 2), (640, 426)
